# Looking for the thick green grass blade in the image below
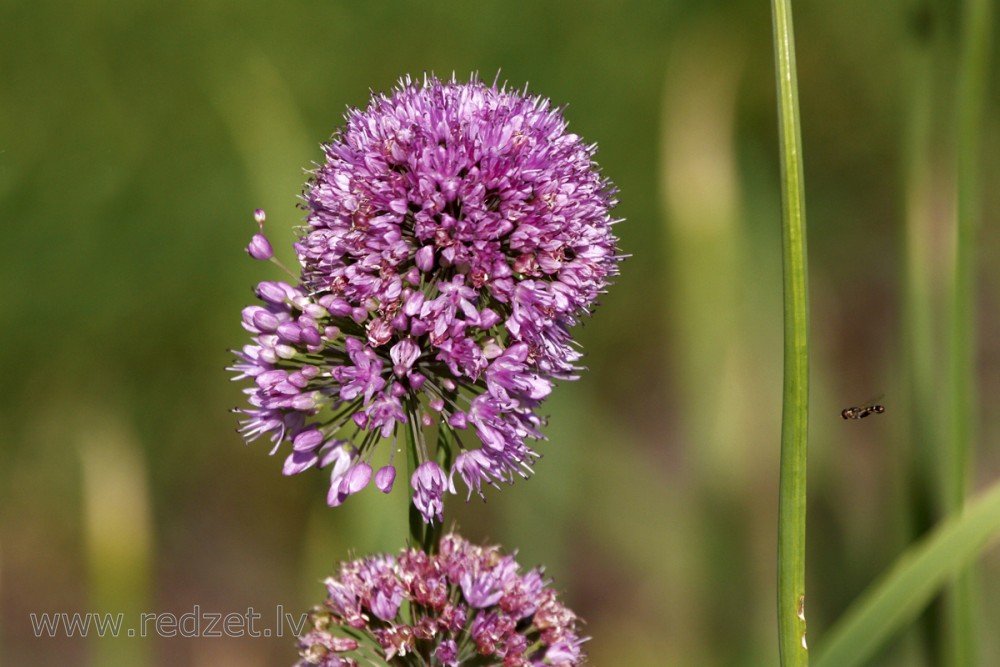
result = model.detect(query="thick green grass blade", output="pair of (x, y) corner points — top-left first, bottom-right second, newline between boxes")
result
(814, 479), (1000, 667)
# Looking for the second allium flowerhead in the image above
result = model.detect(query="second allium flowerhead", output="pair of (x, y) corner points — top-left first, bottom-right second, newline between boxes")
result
(230, 75), (621, 523)
(294, 533), (587, 666)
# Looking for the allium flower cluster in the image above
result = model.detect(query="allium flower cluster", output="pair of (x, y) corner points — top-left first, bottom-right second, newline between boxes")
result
(230, 75), (620, 523)
(294, 533), (586, 667)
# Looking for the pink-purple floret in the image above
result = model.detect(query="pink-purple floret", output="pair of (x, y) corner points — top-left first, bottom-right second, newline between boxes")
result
(230, 75), (620, 523)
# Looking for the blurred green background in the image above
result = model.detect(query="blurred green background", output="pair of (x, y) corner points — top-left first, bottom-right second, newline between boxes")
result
(2, 0), (999, 665)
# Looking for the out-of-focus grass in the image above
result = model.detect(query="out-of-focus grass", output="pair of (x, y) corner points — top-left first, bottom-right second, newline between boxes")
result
(79, 411), (153, 666)
(942, 0), (993, 662)
(1, 1), (998, 666)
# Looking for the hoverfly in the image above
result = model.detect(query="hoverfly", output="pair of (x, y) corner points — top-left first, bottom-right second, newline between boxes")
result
(841, 397), (885, 420)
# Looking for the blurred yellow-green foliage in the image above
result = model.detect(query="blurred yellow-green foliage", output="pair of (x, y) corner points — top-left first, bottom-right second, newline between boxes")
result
(2, 1), (999, 665)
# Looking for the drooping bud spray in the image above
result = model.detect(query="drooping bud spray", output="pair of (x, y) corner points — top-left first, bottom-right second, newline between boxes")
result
(246, 208), (274, 261)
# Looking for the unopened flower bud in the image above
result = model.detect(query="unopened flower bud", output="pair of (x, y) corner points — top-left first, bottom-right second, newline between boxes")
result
(374, 465), (396, 493)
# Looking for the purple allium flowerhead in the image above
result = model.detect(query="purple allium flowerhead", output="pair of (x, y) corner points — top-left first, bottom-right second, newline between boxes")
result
(229, 74), (621, 523)
(293, 533), (587, 667)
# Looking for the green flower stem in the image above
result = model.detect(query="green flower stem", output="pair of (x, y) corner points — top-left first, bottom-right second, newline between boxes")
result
(770, 0), (810, 664)
(405, 412), (442, 554)
(944, 0), (992, 662)
(814, 478), (1000, 667)
(404, 417), (433, 553)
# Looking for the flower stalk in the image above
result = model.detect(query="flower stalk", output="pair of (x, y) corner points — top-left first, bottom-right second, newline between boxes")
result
(770, 0), (810, 664)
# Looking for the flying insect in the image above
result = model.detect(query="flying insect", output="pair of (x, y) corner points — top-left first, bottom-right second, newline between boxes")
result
(841, 401), (885, 420)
